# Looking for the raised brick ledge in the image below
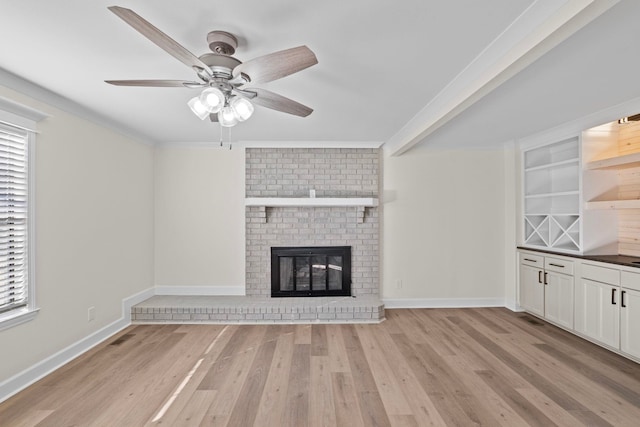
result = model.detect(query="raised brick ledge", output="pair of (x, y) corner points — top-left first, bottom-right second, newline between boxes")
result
(131, 295), (385, 324)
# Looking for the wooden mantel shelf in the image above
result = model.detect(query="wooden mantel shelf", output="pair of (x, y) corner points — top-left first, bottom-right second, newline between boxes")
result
(245, 197), (378, 224)
(244, 197), (379, 207)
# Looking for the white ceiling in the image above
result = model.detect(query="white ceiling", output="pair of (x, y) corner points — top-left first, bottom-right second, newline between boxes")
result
(0, 1), (637, 152)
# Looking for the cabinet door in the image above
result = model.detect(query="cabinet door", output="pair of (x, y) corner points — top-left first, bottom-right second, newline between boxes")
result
(520, 264), (544, 317)
(621, 288), (640, 360)
(544, 271), (574, 329)
(575, 279), (619, 348)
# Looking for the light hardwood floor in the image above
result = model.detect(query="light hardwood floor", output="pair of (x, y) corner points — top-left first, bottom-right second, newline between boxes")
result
(2, 308), (640, 426)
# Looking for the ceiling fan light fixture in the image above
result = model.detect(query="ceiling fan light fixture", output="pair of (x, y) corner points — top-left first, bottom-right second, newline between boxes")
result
(218, 105), (239, 127)
(188, 96), (209, 120)
(199, 87), (225, 113)
(230, 96), (254, 122)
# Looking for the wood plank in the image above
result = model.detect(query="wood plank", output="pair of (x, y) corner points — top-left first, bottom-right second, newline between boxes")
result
(341, 324), (392, 427)
(476, 370), (558, 427)
(331, 372), (365, 427)
(311, 324), (329, 356)
(149, 325), (235, 426)
(326, 324), (351, 373)
(309, 356), (337, 427)
(389, 331), (474, 425)
(171, 390), (216, 427)
(226, 338), (277, 426)
(282, 344), (311, 427)
(197, 329), (265, 426)
(253, 328), (295, 426)
(197, 325), (265, 390)
(355, 324), (413, 416)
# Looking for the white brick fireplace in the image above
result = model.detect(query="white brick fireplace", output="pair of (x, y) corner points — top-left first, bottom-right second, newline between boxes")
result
(245, 148), (380, 298)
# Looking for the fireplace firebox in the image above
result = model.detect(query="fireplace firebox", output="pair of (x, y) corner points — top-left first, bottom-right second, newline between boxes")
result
(271, 246), (351, 297)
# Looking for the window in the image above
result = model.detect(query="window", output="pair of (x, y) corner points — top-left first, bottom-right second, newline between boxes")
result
(0, 121), (36, 329)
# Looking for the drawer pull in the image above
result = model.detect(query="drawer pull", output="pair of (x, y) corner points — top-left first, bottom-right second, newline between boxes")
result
(549, 263), (565, 268)
(612, 288), (617, 305)
(524, 258), (538, 263)
(622, 290), (627, 308)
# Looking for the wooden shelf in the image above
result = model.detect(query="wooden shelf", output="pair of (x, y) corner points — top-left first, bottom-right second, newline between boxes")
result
(585, 199), (640, 210)
(245, 197), (379, 207)
(585, 151), (640, 170)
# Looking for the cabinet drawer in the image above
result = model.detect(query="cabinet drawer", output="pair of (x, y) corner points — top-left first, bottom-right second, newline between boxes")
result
(621, 271), (640, 292)
(520, 253), (543, 268)
(545, 257), (574, 275)
(582, 263), (620, 285)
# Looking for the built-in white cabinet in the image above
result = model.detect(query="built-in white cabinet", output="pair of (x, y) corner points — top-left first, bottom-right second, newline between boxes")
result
(575, 263), (620, 349)
(544, 258), (574, 330)
(519, 249), (640, 362)
(518, 251), (574, 329)
(519, 254), (544, 316)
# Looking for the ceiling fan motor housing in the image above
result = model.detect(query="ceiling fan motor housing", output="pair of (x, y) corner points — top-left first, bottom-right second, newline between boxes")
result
(207, 30), (238, 55)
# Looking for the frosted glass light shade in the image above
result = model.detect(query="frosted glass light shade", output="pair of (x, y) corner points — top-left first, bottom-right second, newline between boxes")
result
(218, 106), (238, 127)
(199, 88), (225, 113)
(187, 96), (209, 120)
(230, 96), (254, 122)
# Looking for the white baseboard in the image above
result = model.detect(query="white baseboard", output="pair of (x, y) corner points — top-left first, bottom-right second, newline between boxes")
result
(0, 318), (127, 403)
(154, 286), (245, 296)
(0, 287), (155, 403)
(382, 297), (506, 309)
(504, 298), (524, 312)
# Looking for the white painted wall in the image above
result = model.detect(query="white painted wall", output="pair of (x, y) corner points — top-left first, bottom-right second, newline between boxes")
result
(0, 86), (154, 382)
(154, 145), (245, 292)
(382, 146), (513, 305)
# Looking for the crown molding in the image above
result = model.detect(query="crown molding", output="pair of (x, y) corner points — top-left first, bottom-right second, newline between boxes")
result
(158, 140), (383, 149)
(384, 0), (620, 157)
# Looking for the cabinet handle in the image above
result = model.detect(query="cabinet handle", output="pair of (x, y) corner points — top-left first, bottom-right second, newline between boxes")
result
(524, 258), (538, 263)
(548, 263), (564, 268)
(544, 272), (548, 285)
(538, 271), (542, 284)
(622, 290), (627, 308)
(612, 288), (617, 305)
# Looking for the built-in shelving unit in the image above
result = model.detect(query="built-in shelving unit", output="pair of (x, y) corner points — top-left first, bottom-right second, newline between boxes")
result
(582, 121), (640, 222)
(523, 137), (581, 252)
(244, 197), (378, 207)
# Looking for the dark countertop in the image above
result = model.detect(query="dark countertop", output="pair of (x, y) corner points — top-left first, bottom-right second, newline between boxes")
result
(517, 247), (640, 269)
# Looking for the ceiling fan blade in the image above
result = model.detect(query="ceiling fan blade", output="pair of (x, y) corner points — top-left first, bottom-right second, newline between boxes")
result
(247, 88), (313, 117)
(108, 6), (212, 76)
(232, 46), (317, 84)
(105, 79), (204, 88)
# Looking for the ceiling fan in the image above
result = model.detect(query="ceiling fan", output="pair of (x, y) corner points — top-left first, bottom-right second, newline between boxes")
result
(105, 6), (318, 127)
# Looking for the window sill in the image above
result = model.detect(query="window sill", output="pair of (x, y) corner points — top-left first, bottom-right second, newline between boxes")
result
(0, 307), (39, 332)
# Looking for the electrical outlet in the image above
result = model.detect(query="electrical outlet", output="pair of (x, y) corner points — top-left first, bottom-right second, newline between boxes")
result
(395, 279), (403, 289)
(88, 306), (95, 322)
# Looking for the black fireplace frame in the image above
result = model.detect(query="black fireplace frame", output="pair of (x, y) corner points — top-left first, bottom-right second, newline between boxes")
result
(271, 246), (351, 297)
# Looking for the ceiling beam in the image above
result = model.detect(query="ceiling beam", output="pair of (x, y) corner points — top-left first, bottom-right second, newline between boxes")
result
(383, 0), (620, 157)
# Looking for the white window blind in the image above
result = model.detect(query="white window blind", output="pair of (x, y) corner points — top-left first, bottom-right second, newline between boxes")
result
(0, 123), (28, 314)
